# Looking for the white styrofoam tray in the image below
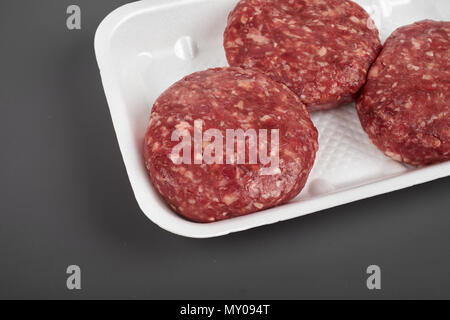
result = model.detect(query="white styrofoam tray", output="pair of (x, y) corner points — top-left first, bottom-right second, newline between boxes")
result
(95, 0), (450, 238)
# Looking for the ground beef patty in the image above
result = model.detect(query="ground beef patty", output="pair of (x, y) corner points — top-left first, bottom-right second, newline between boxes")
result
(224, 0), (381, 111)
(144, 67), (318, 223)
(357, 20), (450, 166)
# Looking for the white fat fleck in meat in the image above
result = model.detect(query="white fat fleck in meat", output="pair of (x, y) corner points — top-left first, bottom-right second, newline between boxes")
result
(248, 182), (260, 197)
(160, 126), (169, 137)
(237, 79), (252, 89)
(235, 38), (244, 46)
(146, 136), (153, 146)
(411, 38), (421, 49)
(407, 64), (420, 71)
(253, 202), (264, 209)
(404, 99), (413, 109)
(275, 106), (288, 113)
(184, 170), (194, 180)
(283, 30), (304, 39)
(260, 166), (281, 176)
(317, 47), (327, 57)
(175, 121), (192, 130)
(284, 149), (296, 158)
(247, 32), (270, 45)
(235, 100), (244, 109)
(152, 142), (160, 152)
(222, 193), (239, 205)
(349, 16), (360, 24)
(172, 166), (186, 174)
(260, 115), (272, 122)
(385, 151), (402, 162)
(273, 18), (284, 24)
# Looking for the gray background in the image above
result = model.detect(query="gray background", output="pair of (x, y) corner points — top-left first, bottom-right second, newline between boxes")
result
(0, 0), (449, 300)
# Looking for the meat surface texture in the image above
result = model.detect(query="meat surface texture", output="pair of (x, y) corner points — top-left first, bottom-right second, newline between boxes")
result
(357, 20), (450, 166)
(144, 67), (318, 222)
(224, 0), (382, 111)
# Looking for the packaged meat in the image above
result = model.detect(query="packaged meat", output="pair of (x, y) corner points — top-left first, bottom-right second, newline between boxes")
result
(357, 20), (450, 166)
(224, 0), (382, 111)
(144, 67), (318, 222)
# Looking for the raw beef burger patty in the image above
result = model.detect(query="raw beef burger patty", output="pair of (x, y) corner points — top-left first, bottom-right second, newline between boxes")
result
(357, 20), (450, 166)
(144, 67), (318, 223)
(224, 0), (382, 111)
